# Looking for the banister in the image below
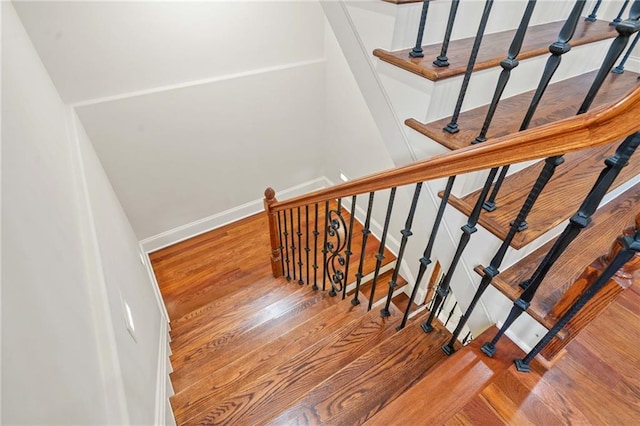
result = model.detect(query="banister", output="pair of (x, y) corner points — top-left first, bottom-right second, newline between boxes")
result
(269, 84), (640, 212)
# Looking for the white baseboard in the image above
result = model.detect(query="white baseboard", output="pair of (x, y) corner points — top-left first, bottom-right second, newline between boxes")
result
(154, 321), (173, 426)
(140, 177), (331, 253)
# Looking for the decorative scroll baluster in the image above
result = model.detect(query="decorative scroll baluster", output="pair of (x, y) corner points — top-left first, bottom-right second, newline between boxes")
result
(442, 156), (564, 354)
(264, 188), (283, 278)
(290, 209), (296, 282)
(516, 226), (640, 372)
(352, 192), (375, 306)
(398, 178), (455, 330)
(612, 31), (640, 73)
(305, 205), (310, 285)
(313, 203), (320, 290)
(444, 0), (495, 134)
(322, 201), (329, 291)
(433, 0), (460, 67)
(482, 132), (640, 357)
(410, 0), (432, 58)
(382, 183), (423, 317)
(326, 200), (348, 297)
(483, 0), (587, 211)
(579, 1), (640, 113)
(277, 211), (285, 276)
(585, 0), (602, 21)
(368, 188), (397, 311)
(422, 168), (498, 335)
(612, 0), (630, 25)
(343, 195), (357, 300)
(474, 0), (537, 144)
(297, 207), (304, 285)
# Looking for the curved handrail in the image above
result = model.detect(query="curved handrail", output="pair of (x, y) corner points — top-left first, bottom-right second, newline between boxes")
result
(269, 84), (640, 212)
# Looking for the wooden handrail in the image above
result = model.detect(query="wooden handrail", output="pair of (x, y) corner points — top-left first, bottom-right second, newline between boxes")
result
(269, 84), (640, 212)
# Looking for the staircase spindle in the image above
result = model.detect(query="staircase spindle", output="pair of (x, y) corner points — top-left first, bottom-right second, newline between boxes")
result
(322, 201), (329, 291)
(326, 199), (348, 297)
(290, 209), (297, 282)
(313, 203), (319, 290)
(277, 211), (286, 277)
(410, 0), (432, 58)
(483, 0), (587, 211)
(297, 207), (304, 284)
(515, 226), (640, 372)
(444, 0), (495, 134)
(284, 209), (292, 281)
(382, 183), (423, 317)
(343, 195), (357, 300)
(422, 168), (498, 335)
(474, 0), (538, 144)
(579, 1), (640, 113)
(612, 0), (630, 25)
(368, 188), (397, 311)
(433, 0), (460, 67)
(612, 30), (640, 73)
(482, 132), (640, 357)
(462, 331), (473, 345)
(398, 177), (455, 330)
(442, 156), (564, 355)
(585, 0), (602, 21)
(443, 302), (458, 327)
(352, 192), (375, 306)
(305, 205), (310, 285)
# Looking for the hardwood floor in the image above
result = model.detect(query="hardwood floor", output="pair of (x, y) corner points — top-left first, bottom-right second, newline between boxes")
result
(151, 212), (640, 425)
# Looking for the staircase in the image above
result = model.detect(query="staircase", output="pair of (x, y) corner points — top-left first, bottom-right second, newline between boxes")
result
(150, 1), (640, 424)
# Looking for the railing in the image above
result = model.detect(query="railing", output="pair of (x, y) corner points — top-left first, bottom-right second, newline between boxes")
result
(265, 75), (640, 370)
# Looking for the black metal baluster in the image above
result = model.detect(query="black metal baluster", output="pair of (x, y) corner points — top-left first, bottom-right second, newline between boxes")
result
(305, 205), (310, 285)
(422, 168), (498, 334)
(515, 228), (640, 372)
(483, 0), (587, 211)
(442, 156), (564, 354)
(368, 188), (397, 311)
(382, 183), (423, 317)
(462, 331), (473, 345)
(428, 277), (443, 312)
(343, 195), (357, 300)
(433, 0), (460, 67)
(443, 302), (458, 327)
(297, 207), (304, 285)
(612, 31), (640, 73)
(482, 132), (640, 357)
(398, 177), (455, 330)
(585, 0), (602, 21)
(290, 209), (296, 282)
(326, 199), (348, 297)
(283, 209), (291, 281)
(277, 211), (286, 277)
(410, 0), (432, 58)
(579, 1), (640, 113)
(444, 0), (495, 134)
(612, 0), (631, 25)
(435, 288), (450, 319)
(474, 0), (538, 144)
(352, 192), (375, 306)
(312, 203), (319, 290)
(322, 201), (329, 291)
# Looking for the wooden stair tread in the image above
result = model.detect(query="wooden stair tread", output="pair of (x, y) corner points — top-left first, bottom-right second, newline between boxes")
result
(267, 320), (450, 425)
(445, 140), (640, 249)
(171, 296), (368, 424)
(480, 182), (640, 329)
(365, 326), (524, 425)
(407, 70), (640, 150)
(170, 286), (340, 392)
(185, 304), (403, 425)
(373, 19), (616, 82)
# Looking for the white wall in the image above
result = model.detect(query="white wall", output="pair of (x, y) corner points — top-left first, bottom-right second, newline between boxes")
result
(1, 2), (164, 423)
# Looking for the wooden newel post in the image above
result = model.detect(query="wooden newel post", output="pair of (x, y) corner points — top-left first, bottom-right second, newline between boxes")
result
(264, 187), (283, 278)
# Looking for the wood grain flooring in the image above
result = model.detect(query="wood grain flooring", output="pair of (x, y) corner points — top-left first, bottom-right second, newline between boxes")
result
(374, 20), (616, 82)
